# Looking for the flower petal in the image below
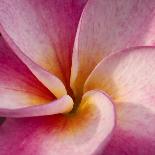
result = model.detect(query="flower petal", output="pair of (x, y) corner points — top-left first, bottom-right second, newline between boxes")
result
(0, 0), (87, 87)
(0, 35), (55, 109)
(0, 90), (115, 155)
(0, 31), (67, 98)
(85, 47), (155, 154)
(71, 0), (155, 96)
(103, 103), (155, 155)
(0, 95), (73, 117)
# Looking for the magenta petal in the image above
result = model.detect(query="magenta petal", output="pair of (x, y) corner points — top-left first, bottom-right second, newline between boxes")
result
(0, 35), (73, 116)
(0, 35), (55, 109)
(0, 0), (87, 87)
(0, 90), (115, 155)
(1, 29), (67, 98)
(103, 113), (155, 155)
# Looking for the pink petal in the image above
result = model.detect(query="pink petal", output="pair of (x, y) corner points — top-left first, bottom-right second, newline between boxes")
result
(0, 90), (115, 155)
(0, 35), (55, 109)
(0, 0), (87, 88)
(0, 95), (73, 117)
(71, 0), (155, 96)
(85, 47), (155, 154)
(103, 106), (155, 155)
(1, 30), (67, 98)
(0, 36), (73, 116)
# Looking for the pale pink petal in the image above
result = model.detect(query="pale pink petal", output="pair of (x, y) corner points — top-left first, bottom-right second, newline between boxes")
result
(71, 0), (155, 96)
(0, 90), (115, 155)
(0, 95), (73, 117)
(0, 35), (55, 109)
(85, 47), (155, 154)
(0, 0), (87, 87)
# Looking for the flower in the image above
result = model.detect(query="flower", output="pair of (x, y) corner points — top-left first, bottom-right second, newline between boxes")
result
(0, 0), (155, 155)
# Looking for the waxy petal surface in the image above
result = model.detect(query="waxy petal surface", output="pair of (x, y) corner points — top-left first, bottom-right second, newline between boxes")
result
(0, 90), (115, 155)
(0, 95), (73, 117)
(0, 0), (87, 87)
(0, 28), (67, 98)
(0, 35), (55, 109)
(71, 0), (155, 96)
(85, 47), (155, 154)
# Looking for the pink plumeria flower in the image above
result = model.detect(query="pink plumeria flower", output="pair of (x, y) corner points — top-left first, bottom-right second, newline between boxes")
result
(0, 0), (155, 155)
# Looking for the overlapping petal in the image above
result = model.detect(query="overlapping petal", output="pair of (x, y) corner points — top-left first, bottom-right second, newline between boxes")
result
(0, 35), (55, 109)
(0, 34), (75, 118)
(0, 31), (67, 98)
(0, 95), (73, 118)
(71, 0), (155, 96)
(85, 47), (155, 154)
(0, 0), (155, 154)
(0, 0), (87, 88)
(0, 90), (115, 155)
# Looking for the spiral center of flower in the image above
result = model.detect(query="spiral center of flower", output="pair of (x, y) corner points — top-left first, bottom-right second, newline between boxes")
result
(65, 84), (83, 114)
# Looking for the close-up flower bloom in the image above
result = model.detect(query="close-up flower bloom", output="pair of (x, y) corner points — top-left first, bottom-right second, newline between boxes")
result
(0, 0), (155, 155)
